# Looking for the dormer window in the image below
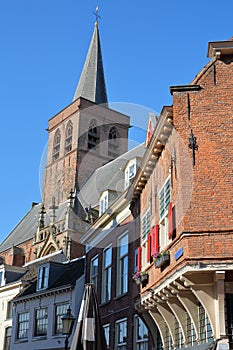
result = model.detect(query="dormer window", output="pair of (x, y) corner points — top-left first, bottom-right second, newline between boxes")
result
(99, 191), (108, 216)
(125, 159), (136, 188)
(37, 265), (49, 290)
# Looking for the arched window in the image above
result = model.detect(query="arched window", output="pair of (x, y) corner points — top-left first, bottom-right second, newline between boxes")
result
(53, 129), (61, 161)
(88, 120), (99, 150)
(108, 126), (118, 157)
(4, 327), (12, 350)
(65, 121), (73, 154)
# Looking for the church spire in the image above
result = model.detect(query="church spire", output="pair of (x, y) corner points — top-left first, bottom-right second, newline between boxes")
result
(73, 19), (108, 105)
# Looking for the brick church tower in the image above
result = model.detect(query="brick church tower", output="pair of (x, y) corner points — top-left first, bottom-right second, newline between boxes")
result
(0, 20), (130, 264)
(42, 21), (130, 210)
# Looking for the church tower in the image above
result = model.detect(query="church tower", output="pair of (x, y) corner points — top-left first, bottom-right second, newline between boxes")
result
(42, 21), (130, 211)
(0, 18), (130, 263)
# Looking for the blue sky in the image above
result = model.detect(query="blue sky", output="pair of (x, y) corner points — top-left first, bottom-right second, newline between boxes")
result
(0, 0), (232, 242)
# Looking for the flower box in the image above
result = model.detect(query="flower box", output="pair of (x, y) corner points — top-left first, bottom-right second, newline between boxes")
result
(132, 272), (148, 285)
(154, 252), (170, 268)
(140, 273), (148, 283)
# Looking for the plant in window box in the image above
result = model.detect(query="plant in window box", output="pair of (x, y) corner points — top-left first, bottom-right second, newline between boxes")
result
(139, 271), (148, 283)
(132, 271), (148, 284)
(132, 271), (141, 284)
(153, 250), (170, 268)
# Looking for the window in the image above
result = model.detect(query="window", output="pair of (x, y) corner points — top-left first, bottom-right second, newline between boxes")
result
(125, 159), (136, 188)
(116, 319), (127, 349)
(99, 191), (108, 216)
(117, 233), (128, 295)
(159, 177), (170, 220)
(103, 324), (110, 348)
(37, 265), (49, 290)
(53, 129), (61, 161)
(17, 311), (29, 340)
(102, 246), (112, 303)
(34, 307), (48, 337)
(54, 303), (69, 335)
(141, 209), (150, 241)
(226, 294), (233, 350)
(174, 318), (183, 348)
(164, 323), (172, 350)
(108, 126), (118, 158)
(90, 256), (98, 292)
(4, 327), (11, 350)
(135, 316), (148, 349)
(6, 301), (13, 319)
(159, 178), (171, 249)
(198, 303), (213, 343)
(134, 248), (138, 273)
(65, 121), (73, 154)
(186, 313), (197, 346)
(88, 120), (99, 150)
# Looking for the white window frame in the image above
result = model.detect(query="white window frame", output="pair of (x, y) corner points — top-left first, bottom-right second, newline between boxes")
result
(102, 245), (112, 303)
(34, 306), (48, 337)
(115, 318), (127, 349)
(141, 208), (151, 242)
(117, 232), (128, 296)
(159, 177), (171, 250)
(16, 311), (29, 340)
(134, 315), (149, 350)
(37, 264), (49, 291)
(103, 323), (110, 348)
(90, 255), (98, 292)
(99, 191), (109, 216)
(159, 177), (171, 221)
(125, 159), (136, 188)
(54, 302), (69, 335)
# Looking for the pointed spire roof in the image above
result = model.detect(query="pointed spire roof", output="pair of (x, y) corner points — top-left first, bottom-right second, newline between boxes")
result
(73, 22), (108, 105)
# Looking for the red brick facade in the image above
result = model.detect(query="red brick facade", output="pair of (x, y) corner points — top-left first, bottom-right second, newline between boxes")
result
(132, 40), (233, 350)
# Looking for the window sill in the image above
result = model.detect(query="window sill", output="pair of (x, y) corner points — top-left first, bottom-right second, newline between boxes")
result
(100, 300), (111, 307)
(14, 339), (28, 343)
(32, 336), (47, 341)
(114, 292), (128, 301)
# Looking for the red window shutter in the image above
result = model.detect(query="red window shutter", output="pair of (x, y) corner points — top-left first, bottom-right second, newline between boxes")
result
(147, 233), (151, 262)
(137, 247), (142, 271)
(168, 202), (173, 239)
(151, 225), (160, 256)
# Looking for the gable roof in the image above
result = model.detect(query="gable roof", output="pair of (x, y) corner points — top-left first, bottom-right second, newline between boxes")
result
(78, 143), (146, 210)
(0, 203), (42, 253)
(73, 23), (108, 105)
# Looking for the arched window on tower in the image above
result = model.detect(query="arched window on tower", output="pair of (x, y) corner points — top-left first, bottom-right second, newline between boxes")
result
(88, 120), (99, 150)
(53, 129), (61, 161)
(108, 126), (118, 158)
(65, 121), (73, 154)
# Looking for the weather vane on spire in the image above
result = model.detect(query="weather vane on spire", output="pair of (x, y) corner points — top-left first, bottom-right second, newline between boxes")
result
(93, 6), (101, 25)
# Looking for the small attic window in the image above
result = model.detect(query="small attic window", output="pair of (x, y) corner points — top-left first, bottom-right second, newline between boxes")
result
(125, 159), (136, 188)
(99, 191), (108, 216)
(37, 264), (49, 290)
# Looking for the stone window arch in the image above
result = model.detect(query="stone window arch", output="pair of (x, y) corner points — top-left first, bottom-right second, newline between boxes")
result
(64, 121), (73, 154)
(53, 129), (61, 161)
(108, 126), (118, 157)
(88, 120), (99, 150)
